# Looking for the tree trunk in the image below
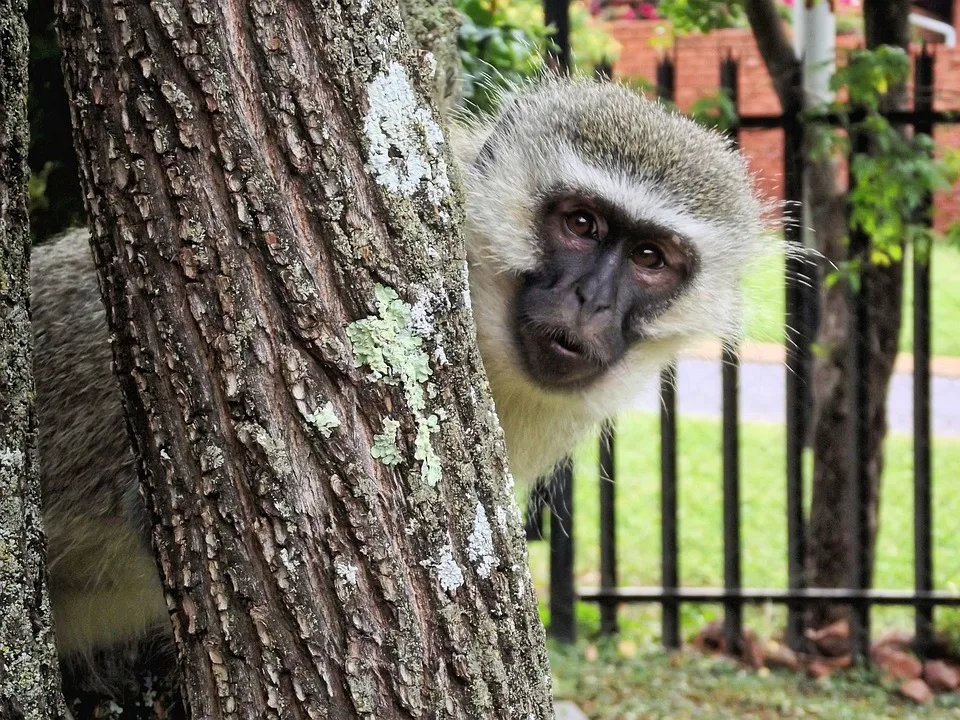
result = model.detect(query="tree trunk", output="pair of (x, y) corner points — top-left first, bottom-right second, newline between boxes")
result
(745, 0), (910, 627)
(806, 0), (910, 622)
(54, 0), (553, 718)
(0, 0), (66, 716)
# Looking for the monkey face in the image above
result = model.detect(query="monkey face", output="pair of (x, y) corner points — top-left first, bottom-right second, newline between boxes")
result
(452, 78), (768, 428)
(512, 192), (697, 390)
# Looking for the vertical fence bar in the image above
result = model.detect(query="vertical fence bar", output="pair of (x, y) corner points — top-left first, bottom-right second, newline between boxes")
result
(542, 0), (576, 645)
(543, 0), (571, 73)
(599, 422), (619, 634)
(782, 67), (808, 652)
(656, 55), (681, 650)
(549, 459), (576, 643)
(721, 343), (742, 655)
(848, 127), (872, 662)
(656, 53), (675, 104)
(660, 364), (680, 649)
(913, 47), (935, 655)
(524, 483), (547, 541)
(719, 53), (743, 656)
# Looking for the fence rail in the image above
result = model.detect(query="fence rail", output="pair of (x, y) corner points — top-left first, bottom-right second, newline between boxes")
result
(530, 16), (955, 662)
(577, 588), (960, 606)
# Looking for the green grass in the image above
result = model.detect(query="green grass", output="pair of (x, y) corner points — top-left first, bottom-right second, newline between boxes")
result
(528, 413), (960, 716)
(550, 641), (960, 718)
(530, 412), (960, 624)
(740, 242), (960, 357)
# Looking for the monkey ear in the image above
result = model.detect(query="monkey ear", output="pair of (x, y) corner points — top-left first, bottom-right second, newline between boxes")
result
(471, 103), (525, 173)
(473, 134), (498, 172)
(449, 91), (529, 173)
(447, 127), (489, 175)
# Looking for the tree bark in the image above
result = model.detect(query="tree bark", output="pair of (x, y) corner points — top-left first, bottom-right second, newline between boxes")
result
(745, 0), (909, 626)
(805, 0), (910, 621)
(0, 0), (66, 716)
(55, 0), (552, 718)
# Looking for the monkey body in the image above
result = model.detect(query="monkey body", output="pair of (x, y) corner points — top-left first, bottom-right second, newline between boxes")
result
(32, 235), (168, 660)
(33, 78), (764, 688)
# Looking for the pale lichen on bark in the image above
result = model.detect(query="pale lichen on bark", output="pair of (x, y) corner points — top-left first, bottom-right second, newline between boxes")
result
(467, 501), (497, 578)
(432, 543), (465, 592)
(0, 0), (65, 716)
(363, 61), (451, 205)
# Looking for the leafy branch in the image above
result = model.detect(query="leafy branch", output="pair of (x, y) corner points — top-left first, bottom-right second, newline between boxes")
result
(808, 47), (960, 283)
(454, 0), (620, 113)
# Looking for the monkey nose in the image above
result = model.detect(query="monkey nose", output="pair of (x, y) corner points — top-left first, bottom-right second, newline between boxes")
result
(575, 284), (614, 316)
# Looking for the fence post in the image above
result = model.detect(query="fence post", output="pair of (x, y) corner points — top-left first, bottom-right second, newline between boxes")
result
(912, 46), (935, 656)
(656, 53), (675, 104)
(549, 459), (576, 643)
(660, 364), (680, 650)
(541, 0), (577, 645)
(544, 0), (571, 73)
(719, 52), (744, 657)
(599, 422), (619, 634)
(782, 59), (809, 654)
(656, 54), (681, 651)
(524, 483), (547, 541)
(593, 60), (619, 637)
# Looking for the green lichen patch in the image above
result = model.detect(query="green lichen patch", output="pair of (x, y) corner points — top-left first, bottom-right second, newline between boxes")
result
(305, 401), (341, 438)
(371, 417), (402, 466)
(413, 414), (441, 487)
(347, 285), (431, 411)
(347, 285), (444, 486)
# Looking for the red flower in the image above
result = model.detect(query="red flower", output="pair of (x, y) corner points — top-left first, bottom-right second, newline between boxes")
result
(638, 2), (658, 18)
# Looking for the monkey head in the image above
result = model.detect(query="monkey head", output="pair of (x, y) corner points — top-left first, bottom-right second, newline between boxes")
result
(452, 79), (768, 481)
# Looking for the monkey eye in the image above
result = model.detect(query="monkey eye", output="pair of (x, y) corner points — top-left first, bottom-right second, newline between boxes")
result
(633, 243), (665, 270)
(565, 210), (599, 239)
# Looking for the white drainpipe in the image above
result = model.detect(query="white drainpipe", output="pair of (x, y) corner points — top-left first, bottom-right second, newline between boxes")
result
(909, 12), (957, 47)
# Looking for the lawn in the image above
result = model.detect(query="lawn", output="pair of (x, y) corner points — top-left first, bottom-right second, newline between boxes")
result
(527, 412), (960, 716)
(740, 241), (960, 357)
(550, 641), (960, 718)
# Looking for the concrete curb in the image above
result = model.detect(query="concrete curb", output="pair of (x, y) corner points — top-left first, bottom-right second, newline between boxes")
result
(554, 701), (589, 720)
(685, 340), (960, 379)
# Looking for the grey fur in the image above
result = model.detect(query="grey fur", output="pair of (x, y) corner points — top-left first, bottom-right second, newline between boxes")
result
(34, 78), (766, 689)
(465, 78), (763, 234)
(33, 232), (168, 666)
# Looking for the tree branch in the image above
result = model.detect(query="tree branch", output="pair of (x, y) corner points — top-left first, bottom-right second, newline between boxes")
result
(744, 0), (802, 112)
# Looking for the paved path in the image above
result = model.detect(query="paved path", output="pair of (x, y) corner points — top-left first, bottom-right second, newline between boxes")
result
(631, 357), (960, 438)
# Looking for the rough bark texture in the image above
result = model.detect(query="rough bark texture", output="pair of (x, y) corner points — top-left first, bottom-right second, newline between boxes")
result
(0, 0), (66, 717)
(746, 0), (909, 625)
(806, 0), (909, 621)
(54, 0), (552, 718)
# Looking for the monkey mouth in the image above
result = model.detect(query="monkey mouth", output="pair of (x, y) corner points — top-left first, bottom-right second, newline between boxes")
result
(518, 326), (607, 390)
(550, 331), (589, 359)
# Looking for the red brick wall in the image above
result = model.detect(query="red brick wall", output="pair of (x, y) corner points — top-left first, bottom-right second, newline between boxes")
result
(606, 19), (960, 229)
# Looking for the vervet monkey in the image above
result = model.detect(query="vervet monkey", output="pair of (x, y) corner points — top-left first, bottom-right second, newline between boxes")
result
(33, 78), (765, 696)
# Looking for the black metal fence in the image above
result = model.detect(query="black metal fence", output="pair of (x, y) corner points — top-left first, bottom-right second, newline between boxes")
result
(529, 43), (960, 661)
